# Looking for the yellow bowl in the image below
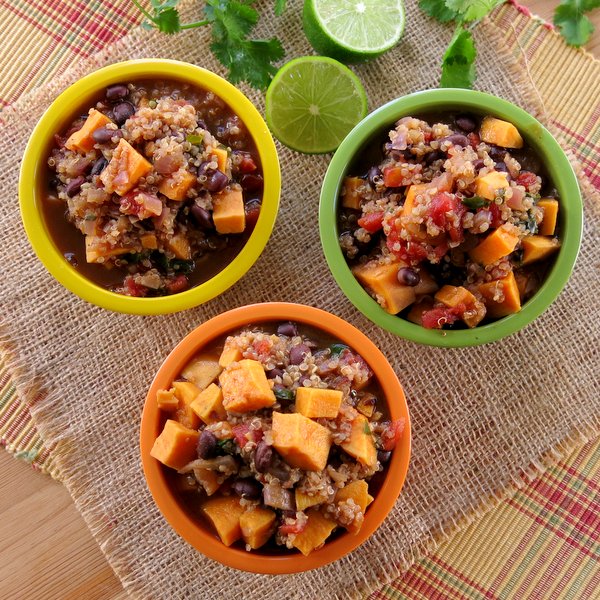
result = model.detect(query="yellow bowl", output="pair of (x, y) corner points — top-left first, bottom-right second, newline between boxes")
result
(19, 59), (281, 314)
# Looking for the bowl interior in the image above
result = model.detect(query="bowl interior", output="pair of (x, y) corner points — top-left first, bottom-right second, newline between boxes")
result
(140, 303), (411, 574)
(19, 59), (281, 314)
(319, 89), (583, 347)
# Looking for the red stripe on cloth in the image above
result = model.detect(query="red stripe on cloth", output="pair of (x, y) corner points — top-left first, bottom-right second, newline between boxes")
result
(429, 554), (492, 597)
(580, 558), (600, 598)
(505, 497), (600, 560)
(563, 465), (600, 494)
(395, 564), (451, 600)
(0, 371), (10, 389)
(552, 120), (600, 155)
(2, 404), (33, 443)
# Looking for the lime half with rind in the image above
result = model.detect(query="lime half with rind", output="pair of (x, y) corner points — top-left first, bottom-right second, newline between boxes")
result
(303, 0), (405, 63)
(265, 56), (368, 154)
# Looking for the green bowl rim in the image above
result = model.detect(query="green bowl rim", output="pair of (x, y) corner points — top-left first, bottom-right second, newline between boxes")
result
(19, 59), (281, 315)
(319, 89), (583, 347)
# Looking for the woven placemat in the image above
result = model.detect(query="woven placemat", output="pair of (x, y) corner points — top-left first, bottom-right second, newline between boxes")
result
(1, 1), (599, 598)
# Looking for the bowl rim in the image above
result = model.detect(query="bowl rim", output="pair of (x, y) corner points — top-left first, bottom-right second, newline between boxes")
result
(140, 302), (411, 574)
(319, 88), (583, 347)
(19, 58), (281, 315)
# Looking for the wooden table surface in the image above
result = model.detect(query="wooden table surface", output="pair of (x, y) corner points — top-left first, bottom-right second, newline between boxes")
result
(2, 3), (599, 599)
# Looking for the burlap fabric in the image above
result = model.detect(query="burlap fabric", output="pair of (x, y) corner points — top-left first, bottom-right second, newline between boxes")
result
(1, 1), (599, 598)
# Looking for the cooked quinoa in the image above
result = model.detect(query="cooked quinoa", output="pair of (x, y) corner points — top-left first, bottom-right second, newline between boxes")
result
(338, 113), (561, 329)
(150, 321), (405, 555)
(45, 80), (264, 296)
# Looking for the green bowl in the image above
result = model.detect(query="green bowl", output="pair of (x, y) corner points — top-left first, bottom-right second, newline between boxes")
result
(319, 89), (583, 347)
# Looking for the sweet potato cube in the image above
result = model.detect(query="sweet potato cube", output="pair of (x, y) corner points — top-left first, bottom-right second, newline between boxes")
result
(182, 355), (222, 390)
(190, 383), (226, 425)
(474, 170), (510, 200)
(480, 117), (524, 149)
(218, 340), (243, 368)
(158, 170), (196, 201)
(172, 381), (201, 429)
(341, 176), (365, 210)
(167, 234), (192, 260)
(478, 271), (522, 318)
(84, 236), (133, 263)
(212, 146), (229, 174)
(469, 224), (520, 266)
(219, 359), (275, 413)
(100, 138), (152, 196)
(292, 509), (337, 556)
(538, 199), (559, 236)
(140, 233), (158, 249)
(157, 388), (178, 412)
(402, 183), (429, 217)
(150, 419), (199, 470)
(335, 480), (374, 534)
(65, 109), (112, 153)
(213, 188), (245, 234)
(340, 414), (377, 468)
(239, 507), (277, 549)
(295, 489), (328, 511)
(353, 262), (416, 315)
(194, 468), (221, 496)
(200, 496), (245, 546)
(271, 412), (332, 472)
(435, 285), (477, 308)
(521, 235), (560, 265)
(296, 387), (343, 419)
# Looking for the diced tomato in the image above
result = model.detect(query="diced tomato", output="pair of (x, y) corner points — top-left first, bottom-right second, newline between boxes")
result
(252, 337), (272, 361)
(357, 211), (384, 233)
(428, 192), (465, 243)
(423, 131), (433, 143)
(516, 171), (538, 190)
(467, 132), (480, 149)
(279, 521), (307, 535)
(232, 424), (262, 448)
(123, 276), (147, 297)
(421, 304), (466, 329)
(239, 155), (258, 173)
(383, 166), (406, 188)
(488, 202), (504, 228)
(166, 275), (189, 294)
(380, 418), (406, 451)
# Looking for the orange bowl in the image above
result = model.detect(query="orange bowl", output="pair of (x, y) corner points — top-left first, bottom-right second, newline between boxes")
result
(140, 302), (411, 573)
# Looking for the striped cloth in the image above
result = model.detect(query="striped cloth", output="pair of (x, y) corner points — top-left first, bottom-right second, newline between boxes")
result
(1, 0), (598, 597)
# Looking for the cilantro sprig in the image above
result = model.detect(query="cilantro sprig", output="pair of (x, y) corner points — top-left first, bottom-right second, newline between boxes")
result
(132, 0), (285, 90)
(553, 0), (600, 47)
(421, 0), (600, 89)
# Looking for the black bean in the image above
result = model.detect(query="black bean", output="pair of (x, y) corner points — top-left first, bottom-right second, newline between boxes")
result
(377, 450), (392, 464)
(289, 343), (310, 365)
(64, 252), (78, 267)
(277, 322), (298, 337)
(65, 176), (85, 197)
(494, 162), (508, 172)
(425, 150), (445, 165)
(191, 205), (214, 229)
(397, 267), (420, 287)
(197, 161), (212, 177)
(205, 169), (229, 193)
(488, 145), (505, 161)
(266, 367), (284, 379)
(197, 119), (208, 131)
(455, 114), (477, 133)
(367, 166), (383, 189)
(105, 84), (129, 102)
(254, 441), (273, 473)
(442, 133), (469, 148)
(473, 159), (485, 171)
(267, 462), (291, 482)
(92, 127), (117, 144)
(112, 101), (135, 125)
(240, 173), (263, 192)
(245, 199), (261, 228)
(383, 142), (410, 161)
(90, 157), (108, 176)
(232, 478), (262, 500)
(196, 430), (217, 459)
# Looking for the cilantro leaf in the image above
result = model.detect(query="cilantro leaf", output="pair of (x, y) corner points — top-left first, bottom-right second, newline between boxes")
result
(554, 0), (600, 47)
(418, 0), (459, 23)
(275, 0), (287, 16)
(205, 0), (257, 40)
(440, 27), (476, 88)
(445, 0), (504, 22)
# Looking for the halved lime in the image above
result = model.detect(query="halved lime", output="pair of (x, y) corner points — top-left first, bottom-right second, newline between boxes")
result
(265, 56), (367, 154)
(303, 0), (405, 63)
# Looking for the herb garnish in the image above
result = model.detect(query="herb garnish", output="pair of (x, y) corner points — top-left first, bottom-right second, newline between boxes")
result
(554, 0), (600, 47)
(462, 195), (490, 209)
(131, 0), (285, 90)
